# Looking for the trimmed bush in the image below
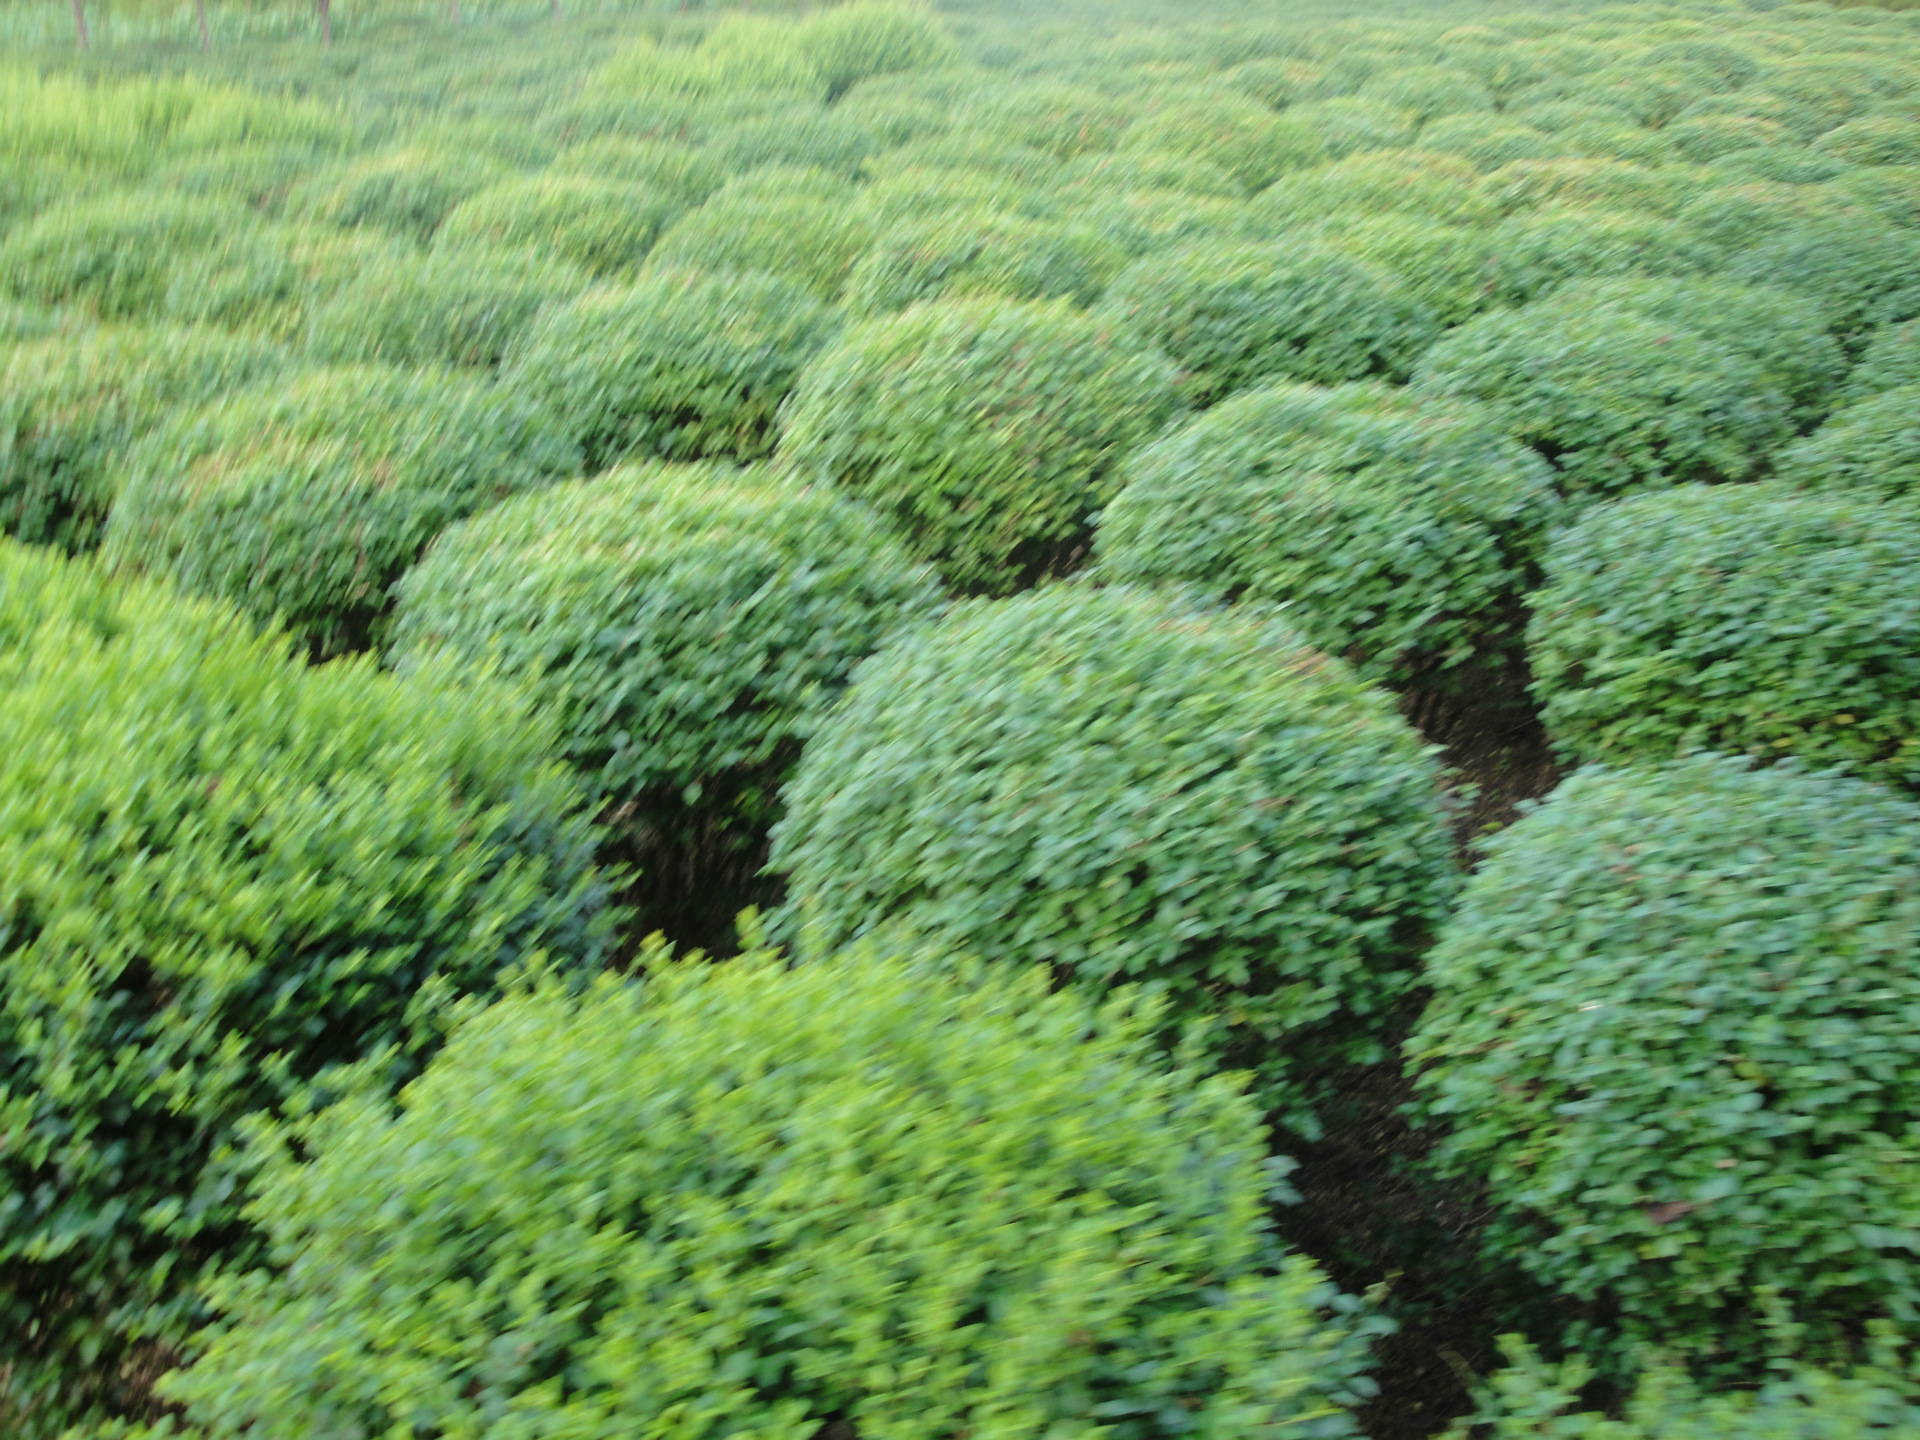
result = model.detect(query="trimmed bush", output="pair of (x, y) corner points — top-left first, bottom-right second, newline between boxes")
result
(103, 365), (578, 658)
(435, 175), (680, 278)
(1408, 754), (1920, 1364)
(306, 242), (591, 372)
(1281, 97), (1418, 158)
(1727, 219), (1920, 352)
(1356, 63), (1496, 121)
(289, 146), (507, 244)
(1474, 158), (1692, 217)
(1417, 115), (1563, 171)
(1778, 386), (1920, 505)
(955, 81), (1137, 160)
(1098, 382), (1562, 689)
(1676, 179), (1872, 252)
(1057, 148), (1249, 199)
(1484, 207), (1717, 305)
(1528, 484), (1920, 788)
(844, 210), (1128, 315)
(709, 103), (879, 180)
(1846, 319), (1920, 400)
(646, 191), (879, 299)
(0, 540), (611, 1437)
(550, 137), (724, 203)
(1102, 239), (1440, 406)
(0, 324), (286, 552)
(1121, 89), (1319, 191)
(393, 462), (941, 865)
(1258, 150), (1500, 228)
(505, 268), (836, 470)
(1413, 287), (1798, 499)
(154, 945), (1381, 1440)
(1311, 215), (1508, 325)
(1817, 115), (1920, 168)
(779, 298), (1181, 595)
(771, 584), (1459, 1129)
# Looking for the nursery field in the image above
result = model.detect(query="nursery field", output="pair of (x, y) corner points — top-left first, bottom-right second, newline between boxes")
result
(3, 0), (1920, 1435)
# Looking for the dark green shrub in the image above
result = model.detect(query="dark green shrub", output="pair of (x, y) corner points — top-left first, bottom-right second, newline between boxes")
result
(1408, 754), (1920, 1365)
(1727, 219), (1920, 352)
(1816, 115), (1920, 168)
(646, 191), (879, 299)
(290, 146), (508, 244)
(505, 268), (836, 470)
(1484, 207), (1717, 305)
(1413, 287), (1797, 499)
(393, 461), (940, 865)
(435, 176), (681, 278)
(153, 945), (1380, 1440)
(1098, 382), (1561, 689)
(1838, 167), (1920, 230)
(1845, 319), (1920, 400)
(771, 584), (1458, 1130)
(1121, 89), (1319, 191)
(103, 364), (578, 658)
(159, 226), (402, 346)
(1778, 386), (1920, 504)
(1102, 239), (1440, 406)
(844, 210), (1127, 315)
(1529, 484), (1920, 787)
(0, 324), (286, 552)
(779, 298), (1181, 595)
(306, 242), (591, 371)
(1676, 179), (1872, 251)
(1257, 150), (1500, 228)
(0, 539), (611, 1437)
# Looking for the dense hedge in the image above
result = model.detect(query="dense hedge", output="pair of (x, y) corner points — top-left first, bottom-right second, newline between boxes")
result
(1845, 318), (1920, 400)
(154, 945), (1379, 1440)
(1120, 88), (1318, 191)
(779, 298), (1182, 595)
(1527, 484), (1920, 787)
(1413, 284), (1799, 499)
(1485, 207), (1717, 304)
(0, 325), (287, 552)
(1098, 382), (1562, 689)
(391, 462), (941, 855)
(843, 210), (1128, 315)
(306, 242), (591, 371)
(434, 175), (680, 277)
(506, 267), (836, 469)
(1779, 386), (1920, 504)
(645, 190), (880, 298)
(1409, 755), (1920, 1366)
(0, 540), (611, 1438)
(1726, 219), (1920, 352)
(1102, 239), (1440, 406)
(771, 585), (1458, 1130)
(1258, 150), (1500, 228)
(103, 364), (577, 658)
(1310, 215), (1508, 326)
(290, 146), (507, 244)
(549, 136), (725, 204)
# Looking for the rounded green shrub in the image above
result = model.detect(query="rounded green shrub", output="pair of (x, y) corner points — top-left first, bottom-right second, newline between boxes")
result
(709, 103), (878, 179)
(0, 324), (287, 552)
(1311, 214), (1508, 326)
(1413, 287), (1798, 499)
(104, 364), (578, 658)
(771, 584), (1459, 1130)
(1778, 386), (1920, 505)
(0, 539), (611, 1438)
(1416, 114), (1563, 170)
(1057, 148), (1249, 200)
(778, 298), (1182, 595)
(1676, 179), (1872, 252)
(505, 267), (835, 470)
(844, 210), (1127, 315)
(1121, 88), (1318, 191)
(435, 175), (681, 278)
(306, 242), (591, 371)
(646, 191), (879, 299)
(790, 0), (958, 101)
(1484, 207), (1717, 304)
(1280, 96), (1418, 158)
(1356, 63), (1497, 122)
(954, 80), (1137, 160)
(1527, 484), (1920, 787)
(1408, 754), (1920, 1364)
(549, 137), (725, 204)
(1845, 319), (1920, 400)
(831, 72), (958, 147)
(1474, 157), (1693, 217)
(1098, 382), (1562, 689)
(1257, 150), (1500, 228)
(1664, 113), (1788, 163)
(393, 461), (941, 861)
(1102, 238), (1440, 406)
(1816, 115), (1920, 168)
(155, 944), (1380, 1440)
(289, 146), (508, 244)
(1727, 219), (1920, 352)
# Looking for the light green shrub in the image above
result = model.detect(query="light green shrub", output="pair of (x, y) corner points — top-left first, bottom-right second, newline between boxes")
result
(1121, 88), (1319, 191)
(1281, 96), (1418, 158)
(831, 72), (958, 147)
(1474, 157), (1694, 216)
(778, 297), (1181, 594)
(290, 146), (508, 244)
(1098, 382), (1562, 689)
(1727, 219), (1920, 352)
(435, 175), (680, 278)
(1258, 150), (1500, 227)
(791, 0), (957, 101)
(505, 267), (837, 470)
(1355, 63), (1497, 121)
(0, 539), (611, 1438)
(954, 80), (1135, 159)
(0, 192), (267, 319)
(1409, 754), (1920, 1365)
(1665, 113), (1789, 163)
(104, 364), (578, 657)
(153, 944), (1380, 1440)
(844, 209), (1127, 314)
(709, 103), (878, 179)
(1056, 148), (1248, 198)
(1102, 238), (1440, 406)
(1778, 386), (1920, 504)
(1484, 207), (1717, 304)
(646, 191), (879, 298)
(1816, 114), (1920, 168)
(1676, 179), (1873, 251)
(771, 584), (1459, 1130)
(1417, 114), (1563, 170)
(1311, 215), (1508, 326)
(550, 136), (725, 203)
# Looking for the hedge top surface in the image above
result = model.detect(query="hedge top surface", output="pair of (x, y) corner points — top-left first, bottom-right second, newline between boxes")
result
(161, 945), (1377, 1440)
(1779, 385), (1920, 505)
(392, 461), (944, 811)
(1409, 753), (1920, 1361)
(1527, 482), (1920, 788)
(1844, 318), (1920, 401)
(771, 583), (1458, 1126)
(1097, 381), (1562, 688)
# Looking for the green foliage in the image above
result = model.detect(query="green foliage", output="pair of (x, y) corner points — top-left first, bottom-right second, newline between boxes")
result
(1727, 219), (1920, 352)
(1355, 63), (1497, 121)
(434, 175), (680, 278)
(1280, 96), (1418, 158)
(1454, 1335), (1920, 1438)
(1310, 215), (1508, 326)
(844, 209), (1127, 315)
(778, 298), (1181, 595)
(1475, 157), (1693, 216)
(1098, 382), (1562, 689)
(550, 137), (725, 203)
(1102, 239), (1440, 406)
(1417, 114), (1564, 170)
(156, 945), (1378, 1440)
(771, 584), (1458, 1130)
(1816, 114), (1920, 167)
(709, 104), (878, 180)
(0, 324), (286, 553)
(393, 462), (940, 852)
(1121, 88), (1318, 191)
(505, 267), (836, 470)
(790, 0), (958, 101)
(290, 146), (507, 244)
(955, 81), (1138, 160)
(103, 364), (578, 658)
(646, 191), (879, 299)
(1484, 207), (1717, 304)
(1778, 386), (1920, 504)
(1409, 754), (1920, 1366)
(306, 242), (591, 371)
(0, 540), (610, 1438)
(1414, 283), (1800, 500)
(1845, 319), (1920, 399)
(1676, 179), (1872, 251)
(1258, 150), (1500, 228)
